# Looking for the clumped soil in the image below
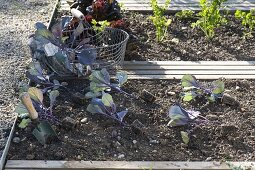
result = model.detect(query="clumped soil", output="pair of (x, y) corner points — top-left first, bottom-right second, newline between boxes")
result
(124, 12), (255, 61)
(8, 79), (255, 161)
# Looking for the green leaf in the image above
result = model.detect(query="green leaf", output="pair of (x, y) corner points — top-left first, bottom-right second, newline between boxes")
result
(32, 122), (57, 145)
(28, 87), (43, 103)
(86, 104), (104, 114)
(212, 80), (224, 94)
(182, 92), (195, 102)
(181, 75), (198, 88)
(18, 118), (31, 129)
(181, 131), (189, 144)
(85, 91), (101, 99)
(102, 93), (113, 107)
(35, 28), (55, 41)
(90, 81), (107, 92)
(165, 19), (172, 26)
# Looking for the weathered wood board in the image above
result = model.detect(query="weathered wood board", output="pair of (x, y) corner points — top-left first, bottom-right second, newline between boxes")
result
(5, 160), (255, 170)
(0, 117), (17, 170)
(119, 61), (255, 79)
(60, 0), (255, 11)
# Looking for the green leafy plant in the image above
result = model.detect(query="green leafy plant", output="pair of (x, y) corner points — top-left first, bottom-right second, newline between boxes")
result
(175, 10), (194, 19)
(91, 19), (110, 32)
(180, 131), (190, 144)
(86, 68), (132, 99)
(192, 0), (227, 39)
(149, 0), (172, 42)
(235, 9), (255, 38)
(181, 74), (225, 102)
(86, 92), (128, 124)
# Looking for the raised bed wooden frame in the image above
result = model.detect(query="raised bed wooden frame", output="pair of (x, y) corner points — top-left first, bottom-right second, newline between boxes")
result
(3, 0), (255, 169)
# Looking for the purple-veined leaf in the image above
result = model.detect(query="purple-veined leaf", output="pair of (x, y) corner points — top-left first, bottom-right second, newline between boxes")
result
(90, 81), (108, 92)
(167, 104), (201, 127)
(167, 104), (191, 127)
(116, 71), (128, 86)
(89, 68), (110, 84)
(51, 21), (62, 38)
(77, 48), (97, 65)
(28, 62), (43, 76)
(86, 104), (105, 114)
(182, 91), (197, 102)
(181, 74), (199, 89)
(211, 80), (225, 94)
(116, 109), (128, 122)
(85, 91), (102, 99)
(186, 109), (200, 120)
(28, 87), (43, 103)
(102, 92), (116, 113)
(53, 50), (72, 72)
(35, 27), (55, 42)
(102, 93), (114, 107)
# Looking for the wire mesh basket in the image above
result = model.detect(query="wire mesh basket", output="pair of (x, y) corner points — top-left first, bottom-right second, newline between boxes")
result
(31, 9), (129, 78)
(62, 17), (129, 69)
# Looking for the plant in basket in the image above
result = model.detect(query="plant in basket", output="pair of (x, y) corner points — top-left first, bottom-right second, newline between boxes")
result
(70, 0), (125, 28)
(29, 20), (97, 77)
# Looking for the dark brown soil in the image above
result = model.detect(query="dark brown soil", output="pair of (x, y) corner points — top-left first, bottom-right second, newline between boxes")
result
(8, 79), (255, 161)
(124, 12), (255, 61)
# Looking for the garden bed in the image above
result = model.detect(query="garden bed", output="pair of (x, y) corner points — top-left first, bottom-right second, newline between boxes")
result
(57, 9), (255, 61)
(8, 79), (255, 161)
(123, 12), (255, 61)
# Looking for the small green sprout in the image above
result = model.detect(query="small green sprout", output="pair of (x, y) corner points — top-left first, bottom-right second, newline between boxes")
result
(175, 10), (195, 19)
(91, 19), (110, 32)
(235, 9), (255, 38)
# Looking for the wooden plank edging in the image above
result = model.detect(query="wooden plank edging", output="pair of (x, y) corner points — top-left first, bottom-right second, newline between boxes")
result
(60, 0), (255, 11)
(0, 117), (17, 170)
(123, 61), (255, 66)
(5, 160), (255, 170)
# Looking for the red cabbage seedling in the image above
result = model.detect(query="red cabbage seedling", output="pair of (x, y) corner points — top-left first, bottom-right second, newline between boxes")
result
(181, 74), (224, 102)
(86, 92), (128, 124)
(167, 103), (201, 127)
(15, 87), (60, 126)
(86, 68), (133, 98)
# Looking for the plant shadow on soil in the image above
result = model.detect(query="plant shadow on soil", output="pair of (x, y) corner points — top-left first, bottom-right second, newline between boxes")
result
(8, 79), (255, 161)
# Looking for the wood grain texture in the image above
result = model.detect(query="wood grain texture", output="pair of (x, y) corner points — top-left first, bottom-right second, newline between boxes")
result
(5, 160), (255, 170)
(60, 0), (255, 11)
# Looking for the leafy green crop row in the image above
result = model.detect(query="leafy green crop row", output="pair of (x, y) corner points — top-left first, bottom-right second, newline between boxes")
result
(149, 0), (255, 41)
